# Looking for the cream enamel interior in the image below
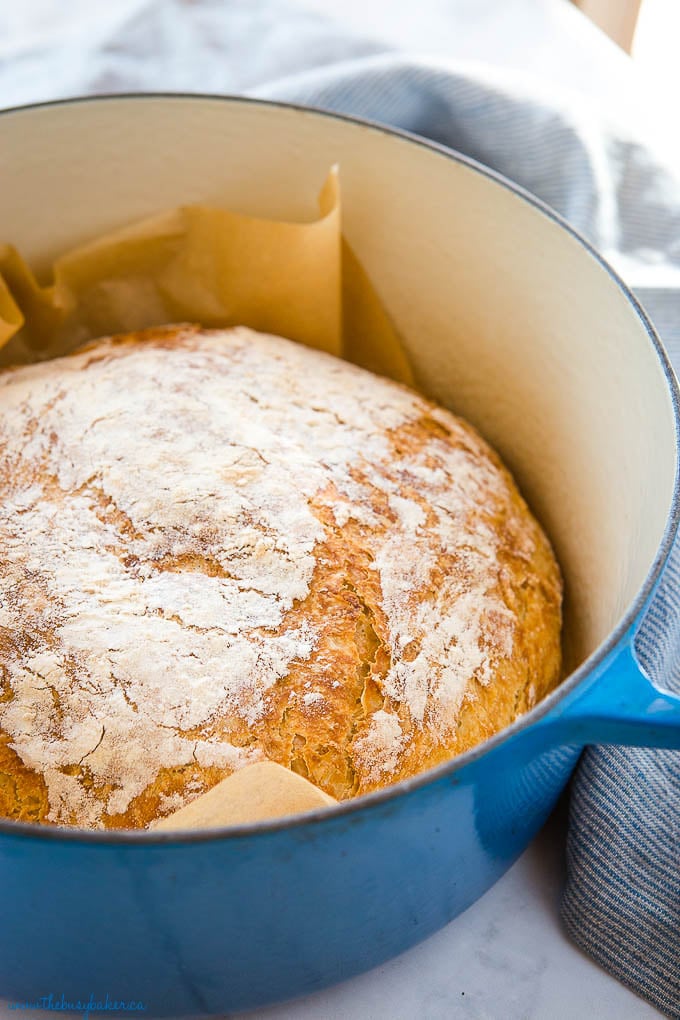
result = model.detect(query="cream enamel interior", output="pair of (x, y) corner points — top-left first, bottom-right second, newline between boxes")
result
(0, 96), (676, 673)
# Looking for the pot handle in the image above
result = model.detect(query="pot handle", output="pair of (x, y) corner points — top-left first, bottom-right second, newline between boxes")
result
(548, 640), (680, 749)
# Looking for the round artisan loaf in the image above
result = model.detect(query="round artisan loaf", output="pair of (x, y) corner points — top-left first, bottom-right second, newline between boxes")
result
(0, 325), (562, 829)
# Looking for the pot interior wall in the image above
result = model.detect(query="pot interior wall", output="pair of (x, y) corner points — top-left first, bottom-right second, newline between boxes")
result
(0, 96), (676, 674)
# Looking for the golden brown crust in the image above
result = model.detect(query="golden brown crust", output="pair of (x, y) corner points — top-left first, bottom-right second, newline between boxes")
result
(0, 325), (562, 828)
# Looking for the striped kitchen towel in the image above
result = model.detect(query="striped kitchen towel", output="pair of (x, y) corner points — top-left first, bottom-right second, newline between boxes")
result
(263, 56), (680, 1016)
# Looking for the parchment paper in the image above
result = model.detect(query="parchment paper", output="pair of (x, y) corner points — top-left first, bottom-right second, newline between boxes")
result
(0, 168), (413, 383)
(0, 166), (413, 826)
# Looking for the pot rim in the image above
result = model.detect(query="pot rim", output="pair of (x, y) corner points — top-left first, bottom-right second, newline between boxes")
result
(0, 91), (678, 845)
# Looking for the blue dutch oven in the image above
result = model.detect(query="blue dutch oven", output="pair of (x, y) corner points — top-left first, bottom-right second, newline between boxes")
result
(0, 96), (678, 1016)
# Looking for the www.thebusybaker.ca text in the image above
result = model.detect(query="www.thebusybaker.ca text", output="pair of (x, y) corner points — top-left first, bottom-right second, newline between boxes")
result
(7, 992), (146, 1018)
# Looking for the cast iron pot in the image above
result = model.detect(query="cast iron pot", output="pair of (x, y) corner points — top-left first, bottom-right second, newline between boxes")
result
(0, 96), (678, 1017)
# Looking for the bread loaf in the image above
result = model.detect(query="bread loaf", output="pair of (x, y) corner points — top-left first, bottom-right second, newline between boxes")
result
(0, 325), (562, 829)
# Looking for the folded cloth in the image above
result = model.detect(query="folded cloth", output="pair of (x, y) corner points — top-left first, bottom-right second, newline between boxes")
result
(265, 61), (680, 1017)
(1, 1), (680, 1013)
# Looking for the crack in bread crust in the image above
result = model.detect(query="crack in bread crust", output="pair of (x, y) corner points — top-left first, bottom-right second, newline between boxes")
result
(0, 325), (562, 828)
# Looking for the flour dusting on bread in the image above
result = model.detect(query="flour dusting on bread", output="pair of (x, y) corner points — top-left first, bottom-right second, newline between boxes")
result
(0, 325), (562, 827)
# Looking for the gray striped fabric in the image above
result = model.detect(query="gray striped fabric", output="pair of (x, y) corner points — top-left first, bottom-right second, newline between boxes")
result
(563, 536), (680, 1018)
(2, 1), (680, 1013)
(264, 59), (680, 1016)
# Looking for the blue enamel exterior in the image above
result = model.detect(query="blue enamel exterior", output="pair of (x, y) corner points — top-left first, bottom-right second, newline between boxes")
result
(1, 634), (678, 1015)
(0, 96), (679, 1016)
(0, 735), (580, 1015)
